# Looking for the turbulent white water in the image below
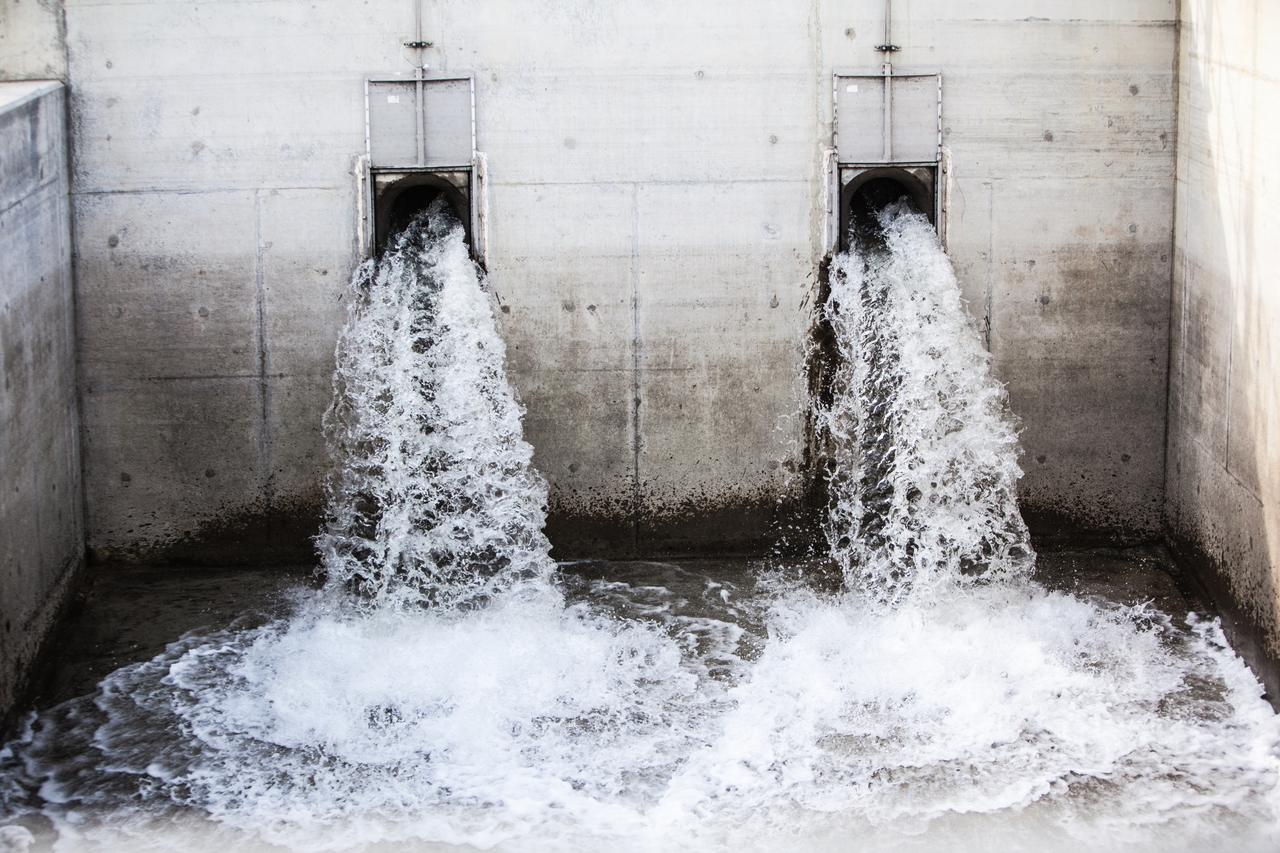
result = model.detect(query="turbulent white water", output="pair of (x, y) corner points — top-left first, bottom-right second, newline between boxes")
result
(1, 203), (1278, 852)
(818, 202), (1033, 605)
(315, 202), (556, 610)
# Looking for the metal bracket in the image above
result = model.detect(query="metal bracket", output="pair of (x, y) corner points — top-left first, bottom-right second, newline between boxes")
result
(403, 40), (433, 49)
(875, 44), (900, 52)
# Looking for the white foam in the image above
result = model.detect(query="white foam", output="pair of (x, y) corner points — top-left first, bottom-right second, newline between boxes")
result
(665, 584), (1280, 852)
(2, 204), (1278, 853)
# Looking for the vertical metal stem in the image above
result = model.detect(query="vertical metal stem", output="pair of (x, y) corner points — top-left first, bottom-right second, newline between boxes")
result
(413, 0), (426, 166)
(881, 0), (893, 161)
(882, 61), (893, 161)
(415, 72), (426, 166)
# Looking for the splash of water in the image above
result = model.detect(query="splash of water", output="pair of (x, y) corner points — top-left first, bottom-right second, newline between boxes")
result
(315, 201), (556, 610)
(1, 202), (1278, 853)
(818, 203), (1033, 604)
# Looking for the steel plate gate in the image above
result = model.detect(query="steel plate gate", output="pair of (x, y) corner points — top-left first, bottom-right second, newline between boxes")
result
(831, 71), (945, 250)
(361, 73), (486, 262)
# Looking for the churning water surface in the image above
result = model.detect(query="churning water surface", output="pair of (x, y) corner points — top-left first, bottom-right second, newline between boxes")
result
(1, 202), (1278, 853)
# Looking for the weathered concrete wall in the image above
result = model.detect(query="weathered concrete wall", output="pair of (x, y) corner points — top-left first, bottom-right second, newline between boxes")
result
(0, 81), (81, 723)
(62, 1), (1176, 561)
(0, 1), (67, 81)
(896, 4), (1176, 541)
(1167, 0), (1280, 697)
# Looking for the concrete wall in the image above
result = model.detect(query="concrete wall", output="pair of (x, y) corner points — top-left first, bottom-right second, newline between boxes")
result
(1168, 0), (1280, 697)
(61, 1), (1177, 561)
(908, 3), (1176, 541)
(0, 0), (68, 81)
(0, 81), (81, 723)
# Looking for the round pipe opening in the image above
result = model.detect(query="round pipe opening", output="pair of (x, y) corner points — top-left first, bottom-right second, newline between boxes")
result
(374, 174), (471, 253)
(841, 167), (935, 250)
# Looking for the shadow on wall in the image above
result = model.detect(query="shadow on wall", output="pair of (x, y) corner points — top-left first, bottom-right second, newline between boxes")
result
(1166, 0), (1280, 701)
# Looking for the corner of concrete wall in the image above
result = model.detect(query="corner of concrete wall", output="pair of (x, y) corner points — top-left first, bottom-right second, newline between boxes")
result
(0, 80), (84, 728)
(1165, 0), (1280, 701)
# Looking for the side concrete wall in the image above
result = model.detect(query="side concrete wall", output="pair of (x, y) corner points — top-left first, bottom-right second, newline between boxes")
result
(61, 1), (1177, 562)
(0, 81), (82, 725)
(1168, 0), (1280, 698)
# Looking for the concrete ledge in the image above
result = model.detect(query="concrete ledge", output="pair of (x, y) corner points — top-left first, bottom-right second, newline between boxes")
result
(0, 80), (62, 111)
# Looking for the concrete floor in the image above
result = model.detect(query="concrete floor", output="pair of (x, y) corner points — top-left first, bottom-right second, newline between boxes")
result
(20, 546), (1212, 716)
